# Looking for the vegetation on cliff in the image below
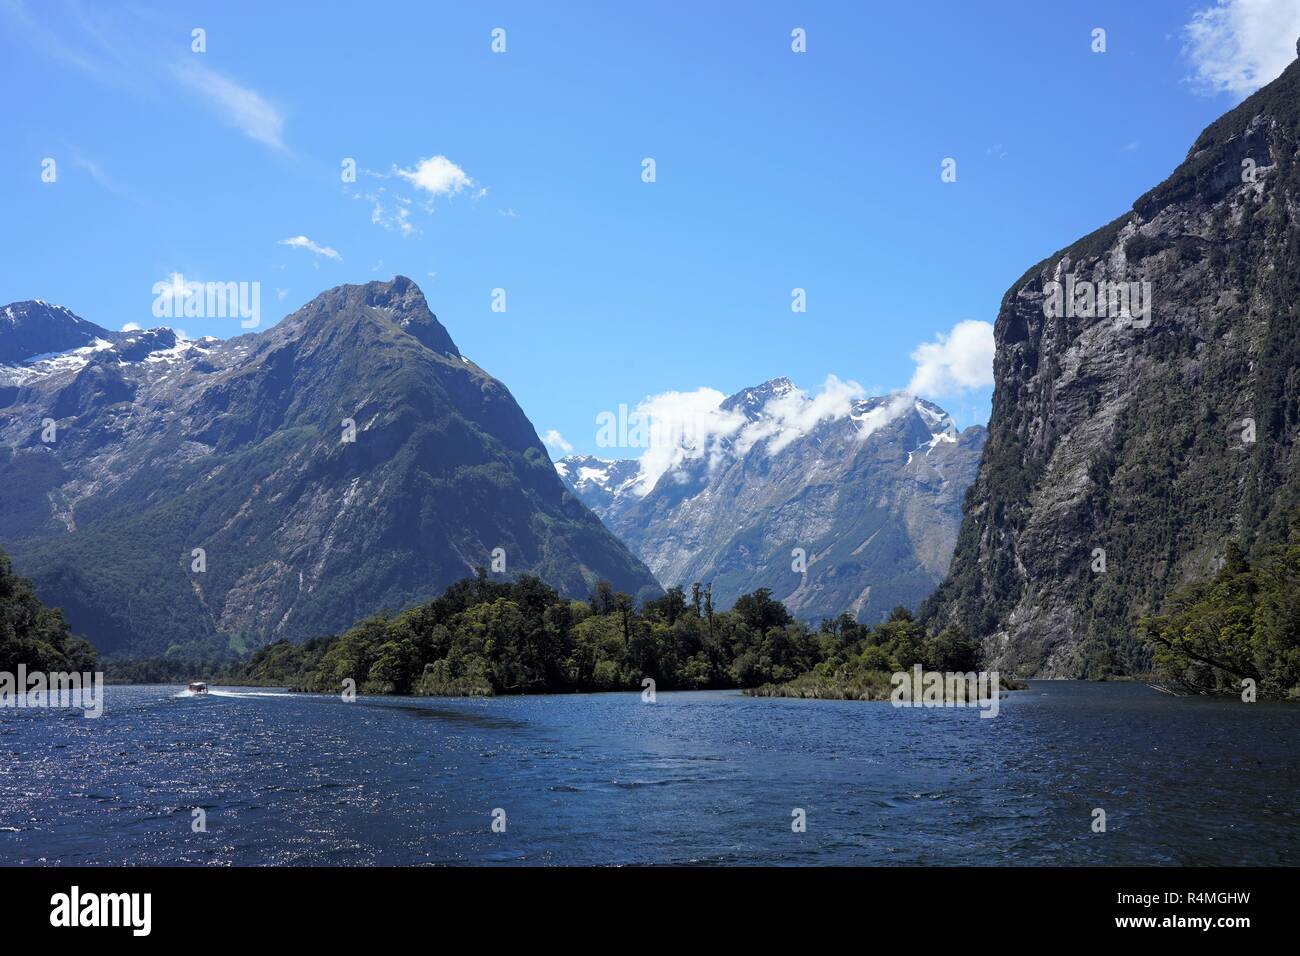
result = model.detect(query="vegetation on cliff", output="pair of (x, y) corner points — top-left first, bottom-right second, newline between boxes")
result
(1140, 535), (1300, 698)
(0, 546), (97, 674)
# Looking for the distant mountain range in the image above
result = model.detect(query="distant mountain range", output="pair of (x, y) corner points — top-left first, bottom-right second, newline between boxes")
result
(0, 277), (659, 657)
(923, 53), (1300, 677)
(559, 379), (986, 623)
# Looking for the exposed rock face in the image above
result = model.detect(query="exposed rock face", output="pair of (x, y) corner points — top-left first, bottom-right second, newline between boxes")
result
(560, 382), (985, 623)
(923, 60), (1300, 677)
(0, 277), (660, 655)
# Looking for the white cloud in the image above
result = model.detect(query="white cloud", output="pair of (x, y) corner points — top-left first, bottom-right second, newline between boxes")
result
(599, 325), (995, 498)
(174, 61), (286, 150)
(354, 156), (479, 235)
(121, 322), (141, 332)
(355, 189), (419, 236)
(278, 235), (341, 260)
(624, 377), (873, 494)
(1185, 0), (1300, 96)
(906, 320), (995, 398)
(630, 387), (742, 493)
(394, 156), (475, 197)
(733, 375), (866, 456)
(542, 429), (573, 454)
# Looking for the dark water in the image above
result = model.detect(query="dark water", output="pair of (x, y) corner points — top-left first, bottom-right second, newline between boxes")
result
(2, 681), (1297, 865)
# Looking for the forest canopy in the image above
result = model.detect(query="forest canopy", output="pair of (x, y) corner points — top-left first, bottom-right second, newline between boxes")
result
(228, 572), (983, 698)
(0, 547), (98, 674)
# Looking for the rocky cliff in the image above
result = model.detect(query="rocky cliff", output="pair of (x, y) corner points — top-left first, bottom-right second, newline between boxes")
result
(923, 57), (1300, 676)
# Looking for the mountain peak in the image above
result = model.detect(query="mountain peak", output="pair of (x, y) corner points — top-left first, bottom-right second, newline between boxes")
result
(719, 376), (797, 416)
(2, 278), (658, 654)
(0, 300), (119, 365)
(293, 276), (460, 358)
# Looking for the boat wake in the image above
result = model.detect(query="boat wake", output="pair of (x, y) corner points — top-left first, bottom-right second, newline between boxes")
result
(173, 688), (297, 700)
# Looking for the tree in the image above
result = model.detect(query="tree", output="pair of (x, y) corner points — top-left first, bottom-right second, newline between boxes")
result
(733, 588), (793, 635)
(1140, 534), (1300, 696)
(645, 586), (687, 625)
(592, 581), (617, 615)
(614, 592), (635, 645)
(923, 626), (981, 672)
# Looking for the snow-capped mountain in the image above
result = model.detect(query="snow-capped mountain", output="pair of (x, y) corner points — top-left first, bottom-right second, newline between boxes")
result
(0, 300), (124, 365)
(0, 278), (659, 656)
(553, 455), (642, 514)
(558, 379), (986, 623)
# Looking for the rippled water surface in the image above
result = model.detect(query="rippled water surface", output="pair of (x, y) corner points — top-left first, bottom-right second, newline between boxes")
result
(2, 682), (1297, 865)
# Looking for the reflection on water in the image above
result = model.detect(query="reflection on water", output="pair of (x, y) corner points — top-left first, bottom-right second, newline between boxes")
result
(1, 681), (1297, 865)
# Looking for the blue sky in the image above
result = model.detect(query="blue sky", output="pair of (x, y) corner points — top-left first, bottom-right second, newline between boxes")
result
(3, 0), (1296, 457)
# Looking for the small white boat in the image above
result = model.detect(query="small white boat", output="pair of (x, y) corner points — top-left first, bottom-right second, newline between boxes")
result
(187, 681), (209, 695)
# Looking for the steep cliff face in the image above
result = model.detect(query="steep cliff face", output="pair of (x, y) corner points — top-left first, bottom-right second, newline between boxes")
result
(561, 381), (985, 623)
(0, 277), (660, 655)
(924, 58), (1300, 677)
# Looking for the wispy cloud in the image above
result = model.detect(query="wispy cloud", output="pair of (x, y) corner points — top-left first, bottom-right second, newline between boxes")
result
(6, 2), (288, 152)
(72, 156), (124, 193)
(352, 155), (480, 236)
(362, 192), (416, 236)
(1185, 0), (1300, 97)
(278, 236), (341, 260)
(1, 0), (140, 89)
(173, 61), (287, 150)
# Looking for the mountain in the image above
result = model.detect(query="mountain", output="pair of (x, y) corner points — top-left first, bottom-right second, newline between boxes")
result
(559, 380), (985, 623)
(553, 455), (641, 515)
(922, 53), (1300, 677)
(0, 277), (660, 656)
(0, 300), (121, 365)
